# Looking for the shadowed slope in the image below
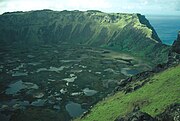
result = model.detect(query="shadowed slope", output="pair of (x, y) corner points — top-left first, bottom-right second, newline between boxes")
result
(0, 10), (169, 64)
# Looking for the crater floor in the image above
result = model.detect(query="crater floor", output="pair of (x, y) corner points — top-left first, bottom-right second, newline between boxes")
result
(0, 44), (151, 121)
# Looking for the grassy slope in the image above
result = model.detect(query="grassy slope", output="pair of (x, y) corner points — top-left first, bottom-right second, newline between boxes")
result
(78, 64), (180, 121)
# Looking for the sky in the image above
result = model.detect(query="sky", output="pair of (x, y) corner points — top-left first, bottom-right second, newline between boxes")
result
(0, 0), (180, 15)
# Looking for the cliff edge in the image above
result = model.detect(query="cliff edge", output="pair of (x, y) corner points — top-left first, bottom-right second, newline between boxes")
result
(0, 10), (169, 64)
(172, 31), (180, 54)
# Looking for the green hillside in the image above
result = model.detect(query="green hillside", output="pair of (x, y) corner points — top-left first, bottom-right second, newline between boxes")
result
(0, 10), (176, 121)
(78, 64), (180, 121)
(0, 10), (169, 64)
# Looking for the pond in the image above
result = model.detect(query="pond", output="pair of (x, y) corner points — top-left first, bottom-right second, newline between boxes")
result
(5, 80), (39, 95)
(31, 99), (47, 107)
(36, 66), (68, 73)
(83, 88), (98, 96)
(65, 102), (86, 118)
(121, 68), (139, 76)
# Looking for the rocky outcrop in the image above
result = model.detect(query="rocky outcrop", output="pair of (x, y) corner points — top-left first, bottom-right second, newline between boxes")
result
(113, 32), (180, 121)
(156, 104), (180, 121)
(113, 64), (168, 94)
(115, 104), (180, 121)
(115, 111), (155, 121)
(113, 31), (180, 121)
(172, 31), (180, 54)
(0, 10), (169, 64)
(168, 31), (180, 64)
(137, 14), (161, 42)
(113, 31), (180, 95)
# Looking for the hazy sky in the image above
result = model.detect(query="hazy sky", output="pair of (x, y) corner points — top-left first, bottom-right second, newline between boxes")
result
(0, 0), (180, 15)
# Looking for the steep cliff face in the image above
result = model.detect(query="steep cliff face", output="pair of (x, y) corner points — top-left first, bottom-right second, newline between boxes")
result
(167, 31), (180, 65)
(0, 10), (169, 63)
(172, 31), (180, 54)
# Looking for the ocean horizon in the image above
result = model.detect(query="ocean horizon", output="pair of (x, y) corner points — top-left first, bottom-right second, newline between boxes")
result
(146, 15), (180, 45)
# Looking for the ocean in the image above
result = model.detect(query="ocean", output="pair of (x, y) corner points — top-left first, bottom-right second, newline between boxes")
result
(146, 15), (180, 45)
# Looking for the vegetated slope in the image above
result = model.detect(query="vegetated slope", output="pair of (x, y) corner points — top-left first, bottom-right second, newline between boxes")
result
(0, 10), (169, 64)
(78, 64), (180, 121)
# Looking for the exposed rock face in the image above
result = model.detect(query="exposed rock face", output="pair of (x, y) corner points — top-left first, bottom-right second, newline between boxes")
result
(172, 31), (180, 54)
(137, 14), (161, 42)
(0, 10), (169, 64)
(115, 111), (155, 121)
(115, 104), (180, 121)
(113, 32), (180, 121)
(168, 31), (180, 64)
(156, 104), (180, 121)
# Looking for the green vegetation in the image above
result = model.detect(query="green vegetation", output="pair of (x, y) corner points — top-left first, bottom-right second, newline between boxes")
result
(0, 10), (175, 120)
(78, 64), (180, 121)
(0, 10), (170, 64)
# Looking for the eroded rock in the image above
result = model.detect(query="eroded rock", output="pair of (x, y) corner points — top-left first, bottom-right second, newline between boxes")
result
(156, 104), (180, 121)
(115, 111), (155, 121)
(172, 31), (180, 54)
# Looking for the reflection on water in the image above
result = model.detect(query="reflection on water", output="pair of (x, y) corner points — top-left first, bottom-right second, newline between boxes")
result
(5, 80), (39, 95)
(36, 66), (68, 73)
(121, 68), (139, 76)
(5, 81), (27, 95)
(0, 44), (151, 120)
(31, 99), (47, 107)
(83, 88), (98, 96)
(126, 69), (139, 75)
(65, 102), (86, 118)
(12, 72), (28, 77)
(53, 105), (61, 110)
